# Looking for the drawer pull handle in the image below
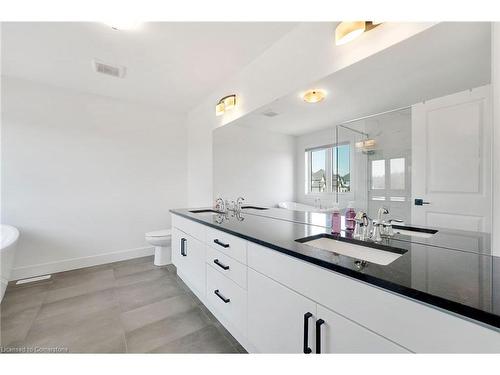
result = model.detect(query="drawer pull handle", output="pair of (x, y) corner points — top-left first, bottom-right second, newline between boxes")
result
(214, 289), (230, 303)
(316, 319), (325, 354)
(213, 259), (230, 270)
(180, 238), (187, 256)
(213, 239), (230, 248)
(303, 312), (312, 354)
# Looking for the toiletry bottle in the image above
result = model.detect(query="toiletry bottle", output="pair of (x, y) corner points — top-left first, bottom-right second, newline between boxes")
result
(345, 201), (356, 231)
(331, 204), (341, 235)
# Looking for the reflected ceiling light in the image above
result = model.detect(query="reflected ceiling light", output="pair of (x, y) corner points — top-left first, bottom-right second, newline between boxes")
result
(355, 139), (377, 154)
(215, 94), (237, 116)
(335, 21), (380, 46)
(104, 22), (142, 30)
(302, 89), (326, 104)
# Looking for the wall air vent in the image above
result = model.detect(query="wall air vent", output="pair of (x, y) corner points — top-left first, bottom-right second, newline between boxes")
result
(262, 110), (279, 118)
(92, 60), (126, 78)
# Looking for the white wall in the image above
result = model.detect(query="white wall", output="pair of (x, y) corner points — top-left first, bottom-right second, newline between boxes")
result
(186, 22), (437, 208)
(213, 125), (295, 206)
(1, 77), (187, 279)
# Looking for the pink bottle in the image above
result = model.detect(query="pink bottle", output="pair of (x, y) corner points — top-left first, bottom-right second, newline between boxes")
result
(331, 204), (341, 235)
(345, 201), (356, 231)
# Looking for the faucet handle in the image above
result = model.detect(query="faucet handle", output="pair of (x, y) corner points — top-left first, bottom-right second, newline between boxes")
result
(388, 219), (404, 225)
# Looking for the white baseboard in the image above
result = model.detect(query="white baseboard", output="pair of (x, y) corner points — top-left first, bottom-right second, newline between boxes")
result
(10, 246), (155, 281)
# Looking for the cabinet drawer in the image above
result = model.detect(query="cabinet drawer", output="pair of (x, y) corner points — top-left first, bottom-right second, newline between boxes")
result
(206, 246), (247, 289)
(206, 227), (247, 264)
(172, 214), (206, 243)
(206, 265), (247, 335)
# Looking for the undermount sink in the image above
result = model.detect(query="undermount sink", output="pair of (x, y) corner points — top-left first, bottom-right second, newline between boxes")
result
(296, 233), (407, 266)
(189, 209), (222, 214)
(240, 206), (269, 210)
(392, 225), (438, 239)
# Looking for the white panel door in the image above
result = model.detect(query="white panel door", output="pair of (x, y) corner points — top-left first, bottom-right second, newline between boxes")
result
(247, 268), (317, 353)
(411, 85), (492, 232)
(316, 304), (409, 353)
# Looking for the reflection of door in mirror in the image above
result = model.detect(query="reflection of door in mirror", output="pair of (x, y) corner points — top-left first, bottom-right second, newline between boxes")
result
(412, 85), (491, 233)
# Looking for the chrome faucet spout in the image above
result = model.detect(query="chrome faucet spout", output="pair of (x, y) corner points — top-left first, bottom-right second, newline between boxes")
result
(377, 207), (389, 222)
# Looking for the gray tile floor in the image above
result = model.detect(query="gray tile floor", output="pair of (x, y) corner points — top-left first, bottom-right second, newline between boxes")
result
(0, 256), (246, 353)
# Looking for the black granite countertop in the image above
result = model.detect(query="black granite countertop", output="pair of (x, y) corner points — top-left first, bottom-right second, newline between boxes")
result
(240, 207), (492, 256)
(170, 207), (500, 330)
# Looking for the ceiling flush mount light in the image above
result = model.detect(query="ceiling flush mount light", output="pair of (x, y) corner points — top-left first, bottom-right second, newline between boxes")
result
(215, 94), (237, 116)
(302, 89), (326, 104)
(104, 22), (142, 31)
(335, 21), (380, 46)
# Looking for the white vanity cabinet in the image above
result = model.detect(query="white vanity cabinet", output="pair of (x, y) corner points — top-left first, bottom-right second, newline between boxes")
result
(170, 213), (500, 353)
(247, 267), (408, 353)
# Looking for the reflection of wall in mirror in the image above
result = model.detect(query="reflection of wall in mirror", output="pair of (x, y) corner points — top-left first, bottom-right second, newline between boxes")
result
(213, 124), (295, 207)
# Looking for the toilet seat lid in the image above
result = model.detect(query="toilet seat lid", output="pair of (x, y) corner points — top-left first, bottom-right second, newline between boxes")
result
(145, 229), (172, 237)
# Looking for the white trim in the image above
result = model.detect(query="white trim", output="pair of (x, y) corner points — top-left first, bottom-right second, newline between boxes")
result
(10, 246), (155, 281)
(492, 22), (500, 256)
(16, 275), (52, 285)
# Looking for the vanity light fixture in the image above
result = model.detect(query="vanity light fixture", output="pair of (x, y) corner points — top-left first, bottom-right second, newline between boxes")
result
(335, 21), (380, 46)
(302, 89), (326, 104)
(215, 94), (237, 116)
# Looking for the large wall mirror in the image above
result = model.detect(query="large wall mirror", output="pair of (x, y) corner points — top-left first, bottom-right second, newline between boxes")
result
(213, 22), (493, 234)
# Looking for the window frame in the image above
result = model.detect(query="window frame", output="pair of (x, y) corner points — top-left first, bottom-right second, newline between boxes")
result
(305, 143), (351, 196)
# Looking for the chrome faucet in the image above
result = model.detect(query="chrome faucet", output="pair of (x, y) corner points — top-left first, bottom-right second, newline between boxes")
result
(215, 197), (226, 213)
(236, 196), (245, 212)
(353, 211), (370, 240)
(370, 207), (389, 242)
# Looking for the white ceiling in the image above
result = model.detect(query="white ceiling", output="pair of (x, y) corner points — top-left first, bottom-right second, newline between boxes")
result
(1, 22), (297, 112)
(234, 22), (491, 136)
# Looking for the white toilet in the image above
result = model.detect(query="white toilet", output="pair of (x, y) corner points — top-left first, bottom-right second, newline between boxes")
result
(145, 229), (172, 266)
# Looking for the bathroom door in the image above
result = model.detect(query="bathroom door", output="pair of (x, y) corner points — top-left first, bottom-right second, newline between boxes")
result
(411, 85), (492, 232)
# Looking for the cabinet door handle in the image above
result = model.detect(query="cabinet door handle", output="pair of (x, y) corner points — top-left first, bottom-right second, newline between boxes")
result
(180, 238), (187, 256)
(316, 319), (325, 354)
(303, 312), (313, 354)
(213, 239), (230, 248)
(213, 259), (230, 270)
(214, 289), (230, 303)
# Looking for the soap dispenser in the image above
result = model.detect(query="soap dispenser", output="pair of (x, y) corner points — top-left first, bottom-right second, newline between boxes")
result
(345, 201), (356, 231)
(331, 203), (341, 235)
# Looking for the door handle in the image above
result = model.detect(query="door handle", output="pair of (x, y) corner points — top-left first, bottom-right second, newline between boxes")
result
(303, 312), (313, 354)
(414, 198), (430, 206)
(316, 319), (325, 354)
(213, 259), (230, 270)
(213, 239), (230, 248)
(180, 238), (187, 256)
(214, 289), (230, 303)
